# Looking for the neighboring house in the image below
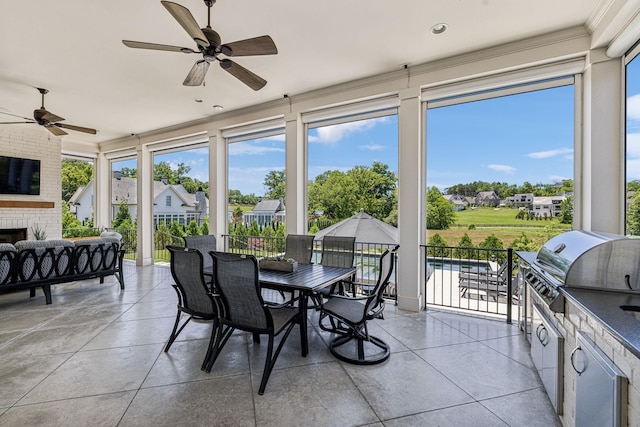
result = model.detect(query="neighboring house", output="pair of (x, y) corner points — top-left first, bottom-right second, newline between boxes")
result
(243, 198), (286, 226)
(531, 196), (566, 217)
(68, 176), (208, 226)
(443, 194), (467, 211)
(475, 191), (500, 207)
(512, 193), (535, 208)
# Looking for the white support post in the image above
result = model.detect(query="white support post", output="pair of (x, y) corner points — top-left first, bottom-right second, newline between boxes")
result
(581, 50), (624, 234)
(397, 87), (425, 312)
(136, 145), (154, 265)
(94, 153), (110, 229)
(285, 112), (306, 234)
(210, 132), (228, 250)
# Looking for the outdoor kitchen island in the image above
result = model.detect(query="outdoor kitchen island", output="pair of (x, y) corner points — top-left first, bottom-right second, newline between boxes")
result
(518, 231), (640, 427)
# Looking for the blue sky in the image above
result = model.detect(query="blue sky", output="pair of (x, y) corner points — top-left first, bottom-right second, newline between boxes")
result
(113, 81), (640, 196)
(626, 55), (640, 181)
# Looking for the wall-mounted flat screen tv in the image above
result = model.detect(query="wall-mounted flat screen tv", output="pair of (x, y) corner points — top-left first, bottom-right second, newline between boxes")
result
(0, 155), (41, 195)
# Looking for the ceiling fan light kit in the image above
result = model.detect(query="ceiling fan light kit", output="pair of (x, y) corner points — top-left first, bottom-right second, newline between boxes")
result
(122, 0), (277, 90)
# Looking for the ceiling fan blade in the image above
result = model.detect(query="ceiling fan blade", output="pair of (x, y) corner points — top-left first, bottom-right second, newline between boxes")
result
(56, 123), (97, 135)
(122, 40), (196, 53)
(219, 59), (267, 91)
(0, 121), (34, 124)
(183, 60), (210, 86)
(45, 125), (67, 136)
(41, 111), (65, 123)
(161, 1), (209, 48)
(220, 35), (278, 57)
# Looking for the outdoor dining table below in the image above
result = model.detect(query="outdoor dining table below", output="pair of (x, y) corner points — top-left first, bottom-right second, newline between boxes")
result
(204, 262), (356, 356)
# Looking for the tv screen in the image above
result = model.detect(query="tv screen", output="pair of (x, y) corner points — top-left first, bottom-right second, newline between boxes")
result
(0, 155), (41, 195)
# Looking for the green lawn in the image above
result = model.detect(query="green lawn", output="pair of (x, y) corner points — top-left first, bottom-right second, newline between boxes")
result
(430, 207), (571, 249)
(452, 207), (566, 227)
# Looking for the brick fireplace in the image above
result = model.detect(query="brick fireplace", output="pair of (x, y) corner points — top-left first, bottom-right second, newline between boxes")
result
(0, 126), (63, 240)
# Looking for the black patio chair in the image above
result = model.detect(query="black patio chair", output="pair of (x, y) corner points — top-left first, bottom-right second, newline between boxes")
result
(184, 235), (217, 287)
(284, 234), (315, 264)
(318, 245), (398, 365)
(166, 246), (223, 371)
(204, 252), (302, 395)
(316, 236), (356, 300)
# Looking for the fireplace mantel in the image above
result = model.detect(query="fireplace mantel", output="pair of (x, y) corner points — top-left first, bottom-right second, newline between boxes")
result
(0, 201), (55, 209)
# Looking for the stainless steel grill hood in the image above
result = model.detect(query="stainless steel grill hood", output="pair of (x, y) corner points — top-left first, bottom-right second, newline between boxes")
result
(536, 230), (640, 292)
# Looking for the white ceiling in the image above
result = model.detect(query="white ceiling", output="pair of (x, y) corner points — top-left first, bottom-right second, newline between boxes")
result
(0, 0), (612, 145)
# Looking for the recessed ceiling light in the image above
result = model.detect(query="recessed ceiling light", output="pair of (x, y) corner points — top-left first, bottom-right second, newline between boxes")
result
(213, 104), (224, 110)
(193, 98), (203, 103)
(431, 23), (448, 35)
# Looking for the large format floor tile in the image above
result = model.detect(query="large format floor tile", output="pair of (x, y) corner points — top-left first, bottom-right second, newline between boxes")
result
(0, 264), (560, 426)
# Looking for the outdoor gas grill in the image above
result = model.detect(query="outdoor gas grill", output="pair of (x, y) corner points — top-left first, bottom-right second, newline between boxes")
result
(519, 230), (640, 313)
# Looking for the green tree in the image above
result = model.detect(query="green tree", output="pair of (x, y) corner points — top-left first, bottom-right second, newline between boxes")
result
(427, 233), (448, 257)
(112, 199), (132, 228)
(186, 219), (201, 236)
(308, 163), (397, 221)
(201, 220), (209, 235)
(154, 161), (191, 184)
(479, 234), (505, 264)
(61, 159), (93, 202)
(454, 233), (475, 259)
(169, 221), (185, 238)
(427, 186), (455, 230)
(119, 167), (137, 178)
(61, 201), (82, 229)
(248, 221), (261, 237)
(232, 206), (244, 223)
(263, 170), (286, 201)
(628, 192), (640, 235)
(511, 233), (539, 252)
(308, 223), (320, 234)
(559, 196), (573, 224)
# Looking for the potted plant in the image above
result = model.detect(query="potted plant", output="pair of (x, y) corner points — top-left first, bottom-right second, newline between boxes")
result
(259, 256), (298, 272)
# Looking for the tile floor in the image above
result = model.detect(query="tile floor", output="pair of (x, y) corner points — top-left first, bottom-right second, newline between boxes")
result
(0, 263), (561, 427)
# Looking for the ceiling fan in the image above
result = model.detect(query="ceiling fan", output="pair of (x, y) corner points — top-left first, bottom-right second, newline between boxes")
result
(0, 88), (97, 136)
(122, 0), (277, 90)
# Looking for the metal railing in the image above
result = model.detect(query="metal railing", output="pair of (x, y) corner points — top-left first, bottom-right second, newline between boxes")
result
(421, 245), (517, 323)
(222, 234), (399, 300)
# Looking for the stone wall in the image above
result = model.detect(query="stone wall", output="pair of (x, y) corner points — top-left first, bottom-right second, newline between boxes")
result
(0, 125), (62, 239)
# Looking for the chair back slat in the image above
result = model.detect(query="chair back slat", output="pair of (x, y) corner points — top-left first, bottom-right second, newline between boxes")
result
(168, 246), (216, 315)
(320, 236), (355, 268)
(284, 234), (315, 264)
(212, 252), (268, 330)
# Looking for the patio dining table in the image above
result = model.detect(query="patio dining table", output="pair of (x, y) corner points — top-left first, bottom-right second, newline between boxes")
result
(258, 263), (356, 356)
(205, 262), (355, 356)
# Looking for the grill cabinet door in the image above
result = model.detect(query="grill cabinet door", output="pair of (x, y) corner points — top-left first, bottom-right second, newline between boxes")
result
(531, 303), (563, 414)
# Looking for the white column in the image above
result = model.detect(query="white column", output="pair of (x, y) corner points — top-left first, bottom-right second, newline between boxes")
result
(580, 49), (624, 234)
(136, 145), (154, 265)
(210, 131), (227, 250)
(94, 153), (110, 229)
(285, 112), (306, 234)
(397, 87), (425, 311)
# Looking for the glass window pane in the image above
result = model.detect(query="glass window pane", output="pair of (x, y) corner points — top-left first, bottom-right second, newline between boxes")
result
(626, 51), (640, 235)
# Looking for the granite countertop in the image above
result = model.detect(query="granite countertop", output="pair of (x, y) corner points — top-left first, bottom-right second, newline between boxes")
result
(561, 287), (640, 359)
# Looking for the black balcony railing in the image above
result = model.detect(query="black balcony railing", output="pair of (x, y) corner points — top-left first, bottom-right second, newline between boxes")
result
(421, 245), (517, 323)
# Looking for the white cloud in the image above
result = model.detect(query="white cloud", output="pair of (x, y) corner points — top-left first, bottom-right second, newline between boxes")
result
(228, 141), (285, 156)
(627, 132), (640, 180)
(359, 144), (384, 151)
(487, 164), (516, 174)
(549, 175), (569, 183)
(527, 148), (573, 159)
(308, 117), (388, 145)
(628, 94), (640, 121)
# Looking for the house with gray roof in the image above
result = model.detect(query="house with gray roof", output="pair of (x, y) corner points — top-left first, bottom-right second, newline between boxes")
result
(68, 176), (208, 226)
(474, 191), (500, 207)
(243, 198), (286, 226)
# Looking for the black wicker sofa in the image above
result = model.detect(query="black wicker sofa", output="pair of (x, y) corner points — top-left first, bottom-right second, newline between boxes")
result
(0, 236), (125, 304)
